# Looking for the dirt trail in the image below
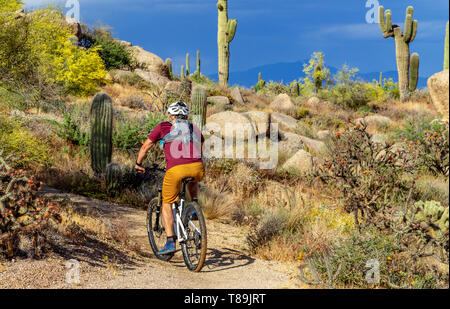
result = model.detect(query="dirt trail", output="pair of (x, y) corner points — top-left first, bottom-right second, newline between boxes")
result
(2, 186), (299, 289)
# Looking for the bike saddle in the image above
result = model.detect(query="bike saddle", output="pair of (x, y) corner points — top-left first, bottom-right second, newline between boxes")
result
(182, 177), (195, 184)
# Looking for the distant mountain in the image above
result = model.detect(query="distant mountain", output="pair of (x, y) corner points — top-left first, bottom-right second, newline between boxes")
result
(208, 60), (428, 89)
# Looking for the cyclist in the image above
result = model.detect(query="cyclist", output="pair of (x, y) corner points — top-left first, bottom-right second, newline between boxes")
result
(135, 101), (204, 255)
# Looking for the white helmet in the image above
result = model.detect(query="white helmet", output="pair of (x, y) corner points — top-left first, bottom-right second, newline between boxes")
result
(167, 101), (189, 117)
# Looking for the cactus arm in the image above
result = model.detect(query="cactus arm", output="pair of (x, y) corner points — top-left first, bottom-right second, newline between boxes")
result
(409, 53), (419, 92)
(409, 20), (418, 43)
(403, 7), (413, 43)
(227, 19), (237, 42)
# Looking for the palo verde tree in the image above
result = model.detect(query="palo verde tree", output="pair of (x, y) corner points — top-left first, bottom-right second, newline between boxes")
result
(379, 5), (419, 101)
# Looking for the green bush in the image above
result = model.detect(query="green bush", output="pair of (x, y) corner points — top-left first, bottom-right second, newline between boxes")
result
(113, 113), (167, 151)
(80, 26), (134, 70)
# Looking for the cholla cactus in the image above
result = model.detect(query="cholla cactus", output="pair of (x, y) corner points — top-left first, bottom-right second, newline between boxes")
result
(404, 201), (449, 239)
(0, 151), (60, 256)
(379, 6), (420, 101)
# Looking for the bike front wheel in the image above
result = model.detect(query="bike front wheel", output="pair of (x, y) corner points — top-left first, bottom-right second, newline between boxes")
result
(147, 197), (174, 261)
(181, 202), (207, 272)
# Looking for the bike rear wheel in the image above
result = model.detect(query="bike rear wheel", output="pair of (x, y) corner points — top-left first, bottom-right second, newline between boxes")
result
(181, 202), (207, 272)
(147, 197), (174, 261)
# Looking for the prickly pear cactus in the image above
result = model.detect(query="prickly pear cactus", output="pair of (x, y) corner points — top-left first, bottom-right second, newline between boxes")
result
(190, 86), (208, 130)
(89, 92), (113, 176)
(105, 163), (122, 193)
(405, 201), (449, 239)
(379, 5), (419, 101)
(217, 0), (237, 87)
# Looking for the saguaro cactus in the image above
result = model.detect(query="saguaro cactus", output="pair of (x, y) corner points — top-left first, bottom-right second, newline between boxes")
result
(181, 65), (185, 79)
(105, 163), (122, 193)
(217, 0), (237, 88)
(90, 92), (113, 175)
(255, 72), (265, 92)
(444, 21), (449, 70)
(165, 58), (173, 79)
(190, 86), (208, 130)
(379, 6), (419, 101)
(195, 50), (201, 77)
(186, 53), (190, 76)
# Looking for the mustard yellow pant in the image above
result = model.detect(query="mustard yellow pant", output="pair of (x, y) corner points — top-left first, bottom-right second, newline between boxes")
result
(162, 162), (204, 204)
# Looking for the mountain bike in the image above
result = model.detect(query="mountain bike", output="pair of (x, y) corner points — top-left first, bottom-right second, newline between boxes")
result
(145, 164), (207, 272)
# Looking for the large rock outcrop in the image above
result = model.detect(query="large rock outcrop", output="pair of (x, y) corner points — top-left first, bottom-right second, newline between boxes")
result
(428, 70), (449, 119)
(205, 111), (256, 141)
(130, 46), (170, 79)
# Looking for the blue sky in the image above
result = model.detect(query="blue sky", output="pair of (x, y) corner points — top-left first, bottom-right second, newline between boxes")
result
(25, 0), (449, 80)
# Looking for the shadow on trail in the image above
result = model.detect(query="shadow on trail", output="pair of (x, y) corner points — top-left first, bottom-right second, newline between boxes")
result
(170, 247), (255, 273)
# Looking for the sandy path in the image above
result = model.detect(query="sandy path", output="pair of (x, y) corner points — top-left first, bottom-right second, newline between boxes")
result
(0, 186), (298, 289)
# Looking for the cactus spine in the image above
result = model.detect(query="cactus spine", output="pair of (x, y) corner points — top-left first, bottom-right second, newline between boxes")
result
(165, 58), (173, 79)
(190, 86), (208, 130)
(186, 53), (190, 76)
(379, 5), (419, 101)
(217, 0), (237, 87)
(90, 93), (113, 176)
(444, 21), (449, 70)
(196, 50), (201, 77)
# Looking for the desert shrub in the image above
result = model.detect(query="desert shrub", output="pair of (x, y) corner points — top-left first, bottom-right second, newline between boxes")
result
(315, 122), (416, 228)
(298, 228), (447, 289)
(55, 112), (90, 147)
(247, 210), (287, 253)
(80, 25), (134, 70)
(119, 95), (148, 110)
(300, 52), (331, 96)
(295, 107), (311, 120)
(0, 116), (51, 168)
(381, 78), (400, 100)
(113, 112), (167, 152)
(259, 81), (290, 96)
(394, 120), (449, 176)
(0, 151), (62, 258)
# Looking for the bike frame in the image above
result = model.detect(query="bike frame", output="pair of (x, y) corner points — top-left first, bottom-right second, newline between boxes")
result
(172, 198), (201, 243)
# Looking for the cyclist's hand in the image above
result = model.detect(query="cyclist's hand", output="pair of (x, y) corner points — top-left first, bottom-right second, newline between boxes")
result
(135, 165), (145, 173)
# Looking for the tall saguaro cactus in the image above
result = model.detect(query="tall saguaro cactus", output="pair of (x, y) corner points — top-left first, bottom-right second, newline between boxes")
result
(196, 50), (201, 77)
(90, 93), (113, 176)
(379, 6), (419, 101)
(217, 0), (237, 88)
(190, 86), (208, 130)
(165, 58), (173, 79)
(444, 21), (449, 70)
(186, 53), (190, 76)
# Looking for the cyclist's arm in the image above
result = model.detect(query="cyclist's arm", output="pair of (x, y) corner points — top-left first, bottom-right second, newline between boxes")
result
(136, 138), (155, 170)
